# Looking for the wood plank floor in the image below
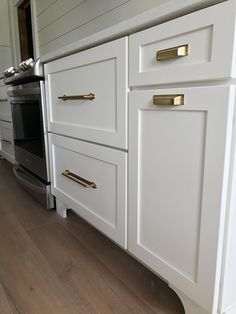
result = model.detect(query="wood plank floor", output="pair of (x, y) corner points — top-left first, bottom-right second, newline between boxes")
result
(0, 159), (185, 314)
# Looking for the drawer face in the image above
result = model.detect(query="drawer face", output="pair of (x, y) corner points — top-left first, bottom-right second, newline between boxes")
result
(49, 134), (127, 248)
(129, 1), (235, 86)
(45, 37), (127, 149)
(0, 84), (11, 122)
(0, 125), (14, 161)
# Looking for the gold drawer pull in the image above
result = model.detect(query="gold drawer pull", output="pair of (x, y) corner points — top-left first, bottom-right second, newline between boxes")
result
(156, 44), (189, 61)
(153, 94), (184, 106)
(58, 93), (95, 101)
(1, 138), (12, 145)
(62, 169), (97, 189)
(0, 98), (7, 102)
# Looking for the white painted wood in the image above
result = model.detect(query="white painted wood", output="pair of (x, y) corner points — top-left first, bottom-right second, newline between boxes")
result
(45, 37), (127, 149)
(0, 82), (11, 122)
(7, 0), (39, 65)
(37, 0), (90, 31)
(170, 285), (210, 314)
(0, 0), (12, 71)
(30, 0), (40, 60)
(39, 1), (236, 312)
(128, 86), (235, 313)
(38, 0), (226, 58)
(0, 120), (15, 164)
(35, 0), (57, 17)
(0, 46), (12, 73)
(7, 0), (21, 66)
(0, 0), (11, 46)
(55, 198), (68, 218)
(49, 133), (127, 248)
(129, 0), (236, 87)
(224, 305), (236, 314)
(38, 0), (129, 47)
(218, 101), (236, 314)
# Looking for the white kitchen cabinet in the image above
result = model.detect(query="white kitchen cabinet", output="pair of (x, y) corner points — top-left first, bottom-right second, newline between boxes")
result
(128, 85), (235, 314)
(0, 81), (11, 122)
(43, 1), (236, 313)
(45, 37), (127, 149)
(129, 1), (236, 87)
(0, 80), (14, 163)
(0, 120), (15, 164)
(49, 133), (127, 248)
(0, 0), (12, 73)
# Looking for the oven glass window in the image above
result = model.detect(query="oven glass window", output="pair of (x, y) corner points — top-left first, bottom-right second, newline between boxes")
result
(12, 100), (44, 158)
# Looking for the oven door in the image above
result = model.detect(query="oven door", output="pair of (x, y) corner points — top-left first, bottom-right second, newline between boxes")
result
(11, 94), (47, 181)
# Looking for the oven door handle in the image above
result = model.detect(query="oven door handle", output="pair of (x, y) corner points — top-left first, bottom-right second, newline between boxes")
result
(13, 166), (46, 193)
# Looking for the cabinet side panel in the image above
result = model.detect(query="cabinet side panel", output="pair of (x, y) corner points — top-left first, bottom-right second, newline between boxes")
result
(219, 122), (236, 312)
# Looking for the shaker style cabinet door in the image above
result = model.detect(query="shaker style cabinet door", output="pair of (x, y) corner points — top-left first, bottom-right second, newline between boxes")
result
(0, 82), (11, 122)
(0, 121), (15, 164)
(128, 86), (235, 313)
(45, 37), (128, 149)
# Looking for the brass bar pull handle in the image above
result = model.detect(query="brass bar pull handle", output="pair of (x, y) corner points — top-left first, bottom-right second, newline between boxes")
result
(156, 44), (189, 61)
(62, 169), (97, 189)
(153, 94), (184, 106)
(1, 139), (12, 144)
(0, 98), (7, 102)
(58, 93), (95, 101)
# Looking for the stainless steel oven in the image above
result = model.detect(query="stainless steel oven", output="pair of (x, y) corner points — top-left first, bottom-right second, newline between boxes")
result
(4, 59), (54, 209)
(9, 81), (47, 180)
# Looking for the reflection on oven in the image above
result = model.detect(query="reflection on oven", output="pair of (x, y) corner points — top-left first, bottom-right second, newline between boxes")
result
(12, 100), (44, 158)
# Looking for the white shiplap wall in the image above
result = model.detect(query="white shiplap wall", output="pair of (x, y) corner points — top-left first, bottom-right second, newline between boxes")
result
(36, 0), (168, 55)
(0, 0), (12, 73)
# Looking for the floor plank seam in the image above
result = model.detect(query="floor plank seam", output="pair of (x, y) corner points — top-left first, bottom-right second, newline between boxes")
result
(0, 279), (22, 314)
(57, 217), (159, 312)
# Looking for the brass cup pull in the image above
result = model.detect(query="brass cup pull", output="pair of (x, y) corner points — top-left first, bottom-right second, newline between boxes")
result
(58, 93), (95, 101)
(0, 98), (7, 102)
(156, 44), (189, 61)
(153, 94), (184, 106)
(1, 139), (11, 145)
(62, 169), (97, 189)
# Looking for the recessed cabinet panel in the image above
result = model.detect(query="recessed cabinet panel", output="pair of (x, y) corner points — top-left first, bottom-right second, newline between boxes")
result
(0, 121), (15, 164)
(139, 109), (206, 282)
(128, 86), (235, 312)
(0, 83), (11, 122)
(49, 134), (127, 248)
(140, 26), (212, 74)
(45, 37), (127, 149)
(129, 1), (235, 86)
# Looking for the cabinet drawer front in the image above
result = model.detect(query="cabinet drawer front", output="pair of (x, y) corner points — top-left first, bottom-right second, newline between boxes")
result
(129, 1), (235, 87)
(49, 134), (127, 248)
(128, 86), (235, 312)
(0, 84), (11, 122)
(0, 125), (14, 161)
(45, 37), (127, 149)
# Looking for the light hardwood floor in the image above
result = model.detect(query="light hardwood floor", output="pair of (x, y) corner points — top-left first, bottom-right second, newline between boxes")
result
(0, 159), (185, 314)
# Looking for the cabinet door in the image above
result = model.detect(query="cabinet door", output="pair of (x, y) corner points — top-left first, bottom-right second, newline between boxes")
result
(0, 121), (15, 164)
(0, 82), (11, 122)
(128, 86), (235, 313)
